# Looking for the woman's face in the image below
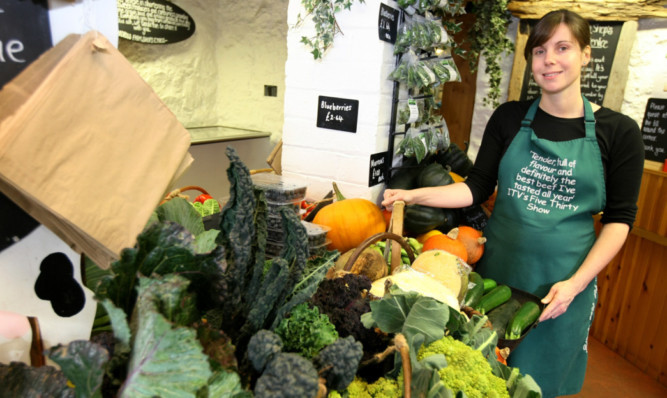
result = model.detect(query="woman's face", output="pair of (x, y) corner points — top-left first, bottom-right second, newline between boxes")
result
(531, 23), (591, 98)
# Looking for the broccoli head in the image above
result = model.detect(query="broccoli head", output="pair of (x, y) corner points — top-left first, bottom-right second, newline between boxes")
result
(417, 336), (509, 398)
(313, 336), (363, 391)
(247, 329), (283, 372)
(254, 352), (319, 398)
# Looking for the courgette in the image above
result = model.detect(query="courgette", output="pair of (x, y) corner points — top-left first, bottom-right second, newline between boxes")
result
(505, 301), (542, 340)
(483, 278), (497, 293)
(474, 284), (512, 315)
(462, 271), (484, 308)
(487, 297), (522, 338)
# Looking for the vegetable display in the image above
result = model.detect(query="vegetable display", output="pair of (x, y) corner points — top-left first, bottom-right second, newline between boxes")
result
(505, 301), (542, 340)
(0, 147), (543, 398)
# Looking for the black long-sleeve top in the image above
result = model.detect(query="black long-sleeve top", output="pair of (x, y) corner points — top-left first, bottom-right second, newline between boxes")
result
(464, 100), (645, 228)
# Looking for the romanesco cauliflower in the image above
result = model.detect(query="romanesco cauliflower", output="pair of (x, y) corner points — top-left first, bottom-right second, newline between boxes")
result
(337, 376), (401, 398)
(418, 335), (509, 398)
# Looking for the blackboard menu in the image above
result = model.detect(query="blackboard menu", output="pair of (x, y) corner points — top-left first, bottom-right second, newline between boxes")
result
(520, 21), (623, 105)
(316, 95), (359, 133)
(118, 0), (195, 44)
(0, 0), (52, 89)
(369, 151), (389, 187)
(641, 98), (667, 163)
(378, 3), (400, 44)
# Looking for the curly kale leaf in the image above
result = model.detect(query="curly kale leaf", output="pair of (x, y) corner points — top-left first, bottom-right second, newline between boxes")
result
(247, 330), (283, 373)
(313, 336), (363, 391)
(275, 303), (338, 359)
(254, 353), (319, 398)
(308, 274), (390, 354)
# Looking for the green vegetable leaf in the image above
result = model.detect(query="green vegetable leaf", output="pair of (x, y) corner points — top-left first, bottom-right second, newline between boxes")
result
(157, 197), (205, 236)
(195, 229), (220, 253)
(47, 341), (109, 398)
(365, 285), (448, 345)
(120, 276), (211, 397)
(199, 370), (250, 398)
(100, 299), (131, 351)
(0, 362), (73, 397)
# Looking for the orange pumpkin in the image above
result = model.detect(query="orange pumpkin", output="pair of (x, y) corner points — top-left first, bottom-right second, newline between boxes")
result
(313, 183), (386, 253)
(422, 234), (468, 263)
(448, 226), (486, 264)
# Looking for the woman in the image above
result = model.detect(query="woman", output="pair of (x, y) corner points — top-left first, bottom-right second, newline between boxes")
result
(382, 9), (644, 397)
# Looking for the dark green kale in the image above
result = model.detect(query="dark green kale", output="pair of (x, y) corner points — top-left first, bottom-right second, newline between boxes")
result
(247, 330), (283, 373)
(253, 353), (319, 398)
(313, 336), (364, 391)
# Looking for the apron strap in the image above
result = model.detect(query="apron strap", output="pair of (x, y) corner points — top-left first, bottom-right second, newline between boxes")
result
(522, 96), (596, 139)
(521, 98), (541, 128)
(582, 95), (596, 139)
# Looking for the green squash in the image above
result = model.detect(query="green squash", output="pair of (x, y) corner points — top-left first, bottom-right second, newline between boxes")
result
(403, 204), (447, 235)
(417, 162), (454, 188)
(435, 143), (473, 177)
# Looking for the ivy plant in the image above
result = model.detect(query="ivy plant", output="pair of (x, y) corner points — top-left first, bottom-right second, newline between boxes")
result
(464, 0), (515, 108)
(296, 0), (365, 59)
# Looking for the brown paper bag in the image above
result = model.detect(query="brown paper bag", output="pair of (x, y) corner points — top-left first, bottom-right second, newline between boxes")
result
(0, 31), (193, 269)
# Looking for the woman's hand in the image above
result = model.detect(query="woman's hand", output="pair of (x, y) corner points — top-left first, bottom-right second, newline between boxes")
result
(539, 279), (582, 321)
(381, 189), (413, 210)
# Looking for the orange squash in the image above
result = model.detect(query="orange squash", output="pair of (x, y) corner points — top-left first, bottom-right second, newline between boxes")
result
(448, 226), (486, 264)
(422, 233), (468, 263)
(313, 183), (386, 253)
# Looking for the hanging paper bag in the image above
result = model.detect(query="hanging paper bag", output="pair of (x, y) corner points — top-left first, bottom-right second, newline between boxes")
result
(0, 31), (193, 269)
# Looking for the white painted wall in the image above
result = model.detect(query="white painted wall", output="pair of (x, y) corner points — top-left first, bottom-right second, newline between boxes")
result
(282, 0), (397, 203)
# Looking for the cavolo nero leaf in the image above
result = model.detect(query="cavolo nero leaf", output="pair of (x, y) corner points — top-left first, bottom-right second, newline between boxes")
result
(47, 340), (109, 398)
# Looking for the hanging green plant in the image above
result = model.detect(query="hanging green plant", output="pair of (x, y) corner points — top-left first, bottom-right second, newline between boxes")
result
(463, 0), (515, 108)
(296, 0), (365, 59)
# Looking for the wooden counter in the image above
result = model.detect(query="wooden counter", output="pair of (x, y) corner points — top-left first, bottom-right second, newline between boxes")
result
(591, 168), (667, 386)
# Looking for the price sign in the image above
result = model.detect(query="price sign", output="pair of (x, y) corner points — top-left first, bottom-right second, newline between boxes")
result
(378, 3), (400, 44)
(641, 98), (667, 163)
(0, 0), (52, 89)
(369, 151), (389, 187)
(316, 95), (359, 133)
(118, 0), (195, 44)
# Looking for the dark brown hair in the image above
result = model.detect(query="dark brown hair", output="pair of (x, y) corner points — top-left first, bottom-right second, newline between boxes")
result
(524, 9), (591, 61)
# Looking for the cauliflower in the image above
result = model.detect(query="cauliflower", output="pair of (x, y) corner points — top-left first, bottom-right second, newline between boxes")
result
(342, 376), (401, 398)
(417, 336), (509, 398)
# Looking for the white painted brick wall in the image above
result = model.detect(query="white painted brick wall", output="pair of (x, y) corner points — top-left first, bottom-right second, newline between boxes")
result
(283, 0), (399, 203)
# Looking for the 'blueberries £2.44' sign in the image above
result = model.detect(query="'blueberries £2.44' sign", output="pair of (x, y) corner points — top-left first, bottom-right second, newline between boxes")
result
(317, 96), (359, 133)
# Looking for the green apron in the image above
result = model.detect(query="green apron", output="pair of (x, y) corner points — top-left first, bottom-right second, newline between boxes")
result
(476, 96), (605, 397)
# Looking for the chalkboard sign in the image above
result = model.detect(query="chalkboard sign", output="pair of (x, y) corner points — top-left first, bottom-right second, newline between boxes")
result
(641, 98), (667, 163)
(117, 0), (195, 44)
(0, 0), (52, 89)
(369, 151), (389, 187)
(316, 95), (359, 133)
(378, 3), (400, 44)
(520, 21), (623, 105)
